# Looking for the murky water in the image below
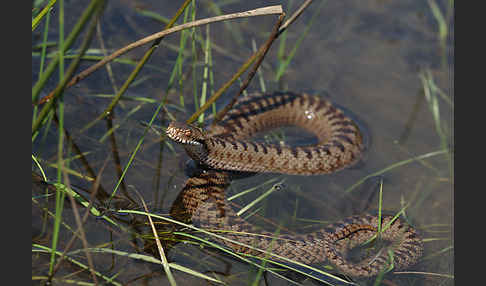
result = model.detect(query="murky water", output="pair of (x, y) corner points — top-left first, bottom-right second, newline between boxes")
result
(32, 1), (453, 285)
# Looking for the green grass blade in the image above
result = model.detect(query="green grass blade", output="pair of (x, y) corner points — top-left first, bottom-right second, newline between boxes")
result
(191, 0), (198, 116)
(227, 177), (281, 201)
(377, 178), (383, 234)
(275, 0), (325, 81)
(198, 24), (211, 123)
(345, 149), (448, 194)
(236, 179), (286, 216)
(50, 182), (120, 227)
(75, 248), (225, 284)
(427, 0), (448, 42)
(32, 1), (101, 136)
(252, 38), (267, 93)
(33, 244), (122, 286)
(106, 94), (169, 202)
(33, 1), (53, 128)
(48, 0), (66, 277)
(118, 209), (356, 285)
(32, 0), (57, 31)
(32, 0), (101, 103)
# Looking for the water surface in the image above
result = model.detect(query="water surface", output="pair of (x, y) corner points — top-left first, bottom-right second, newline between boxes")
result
(32, 1), (453, 285)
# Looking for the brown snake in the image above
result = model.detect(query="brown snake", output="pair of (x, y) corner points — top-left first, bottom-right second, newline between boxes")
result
(166, 92), (423, 278)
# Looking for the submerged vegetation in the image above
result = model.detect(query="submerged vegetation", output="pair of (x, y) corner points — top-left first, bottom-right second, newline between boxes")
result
(32, 0), (453, 285)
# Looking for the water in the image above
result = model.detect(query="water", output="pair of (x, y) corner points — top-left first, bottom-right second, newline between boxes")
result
(32, 1), (453, 285)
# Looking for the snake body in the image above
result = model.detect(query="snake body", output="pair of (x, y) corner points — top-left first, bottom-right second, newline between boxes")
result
(167, 92), (423, 278)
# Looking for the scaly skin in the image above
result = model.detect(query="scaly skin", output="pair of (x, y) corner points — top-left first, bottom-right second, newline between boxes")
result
(167, 92), (423, 277)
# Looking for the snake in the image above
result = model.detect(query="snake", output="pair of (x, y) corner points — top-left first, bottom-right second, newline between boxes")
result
(166, 92), (423, 278)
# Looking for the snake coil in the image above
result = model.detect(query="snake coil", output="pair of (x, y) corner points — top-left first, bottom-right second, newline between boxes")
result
(167, 92), (423, 278)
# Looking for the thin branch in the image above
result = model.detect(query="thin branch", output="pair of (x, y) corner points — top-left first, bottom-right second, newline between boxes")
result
(63, 174), (99, 285)
(278, 0), (314, 34)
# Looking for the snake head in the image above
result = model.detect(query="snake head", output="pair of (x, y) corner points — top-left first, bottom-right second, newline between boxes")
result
(166, 121), (211, 165)
(166, 121), (206, 146)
